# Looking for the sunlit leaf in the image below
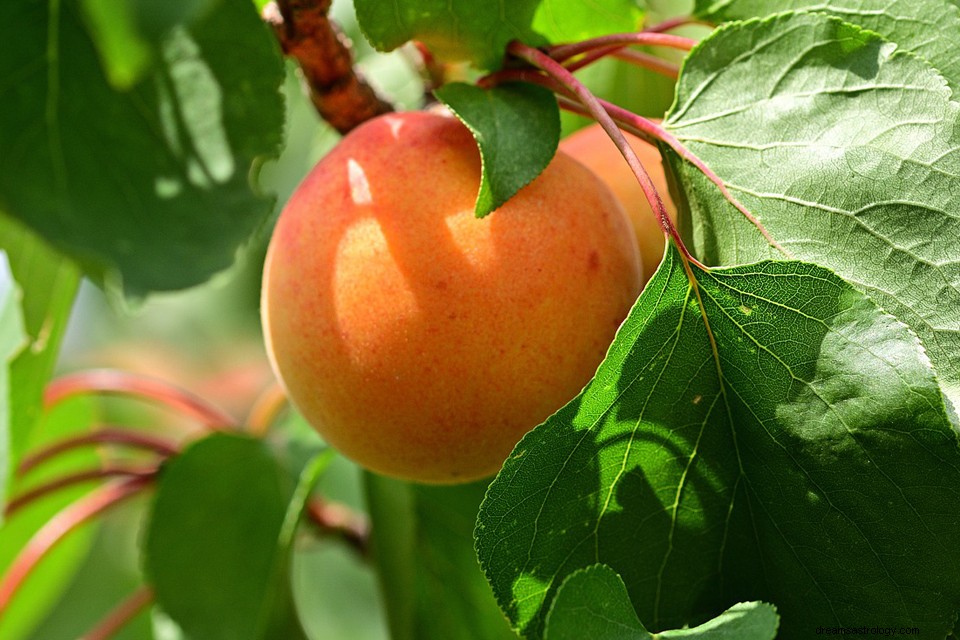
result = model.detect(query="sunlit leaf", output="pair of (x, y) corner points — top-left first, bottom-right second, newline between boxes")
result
(477, 245), (960, 639)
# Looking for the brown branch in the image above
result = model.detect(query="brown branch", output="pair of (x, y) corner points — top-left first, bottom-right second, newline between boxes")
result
(264, 0), (393, 133)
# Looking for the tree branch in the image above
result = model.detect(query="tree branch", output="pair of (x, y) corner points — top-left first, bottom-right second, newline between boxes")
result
(264, 0), (393, 133)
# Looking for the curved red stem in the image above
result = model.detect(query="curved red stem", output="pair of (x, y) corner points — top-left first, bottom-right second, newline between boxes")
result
(17, 427), (179, 476)
(80, 587), (154, 640)
(645, 16), (713, 33)
(45, 370), (237, 429)
(0, 476), (152, 620)
(6, 464), (159, 517)
(506, 41), (699, 266)
(548, 32), (696, 63)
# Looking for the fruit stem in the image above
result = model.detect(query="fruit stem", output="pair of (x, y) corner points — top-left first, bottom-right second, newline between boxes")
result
(506, 41), (702, 268)
(0, 476), (152, 621)
(5, 464), (159, 517)
(307, 498), (370, 558)
(80, 587), (154, 640)
(547, 32), (696, 63)
(17, 427), (180, 476)
(45, 370), (237, 430)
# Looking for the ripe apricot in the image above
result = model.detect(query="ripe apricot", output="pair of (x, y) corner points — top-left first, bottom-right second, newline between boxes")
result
(560, 123), (676, 279)
(261, 111), (641, 483)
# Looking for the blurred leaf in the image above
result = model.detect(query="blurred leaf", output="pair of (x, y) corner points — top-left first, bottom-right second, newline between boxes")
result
(0, 215), (79, 475)
(663, 11), (960, 409)
(80, 0), (223, 88)
(0, 0), (284, 298)
(694, 0), (960, 93)
(544, 565), (778, 640)
(0, 251), (27, 507)
(435, 82), (559, 218)
(354, 0), (641, 69)
(365, 473), (518, 640)
(0, 397), (98, 640)
(476, 245), (960, 639)
(145, 433), (323, 640)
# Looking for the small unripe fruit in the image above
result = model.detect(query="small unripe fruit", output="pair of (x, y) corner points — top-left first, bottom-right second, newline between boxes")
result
(261, 112), (641, 483)
(560, 123), (677, 280)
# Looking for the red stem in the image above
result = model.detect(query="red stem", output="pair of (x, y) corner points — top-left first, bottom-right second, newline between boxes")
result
(80, 587), (154, 640)
(645, 16), (713, 33)
(548, 32), (696, 63)
(0, 477), (152, 620)
(609, 49), (680, 79)
(563, 45), (679, 79)
(45, 370), (237, 429)
(6, 464), (159, 517)
(17, 427), (180, 476)
(506, 41), (699, 266)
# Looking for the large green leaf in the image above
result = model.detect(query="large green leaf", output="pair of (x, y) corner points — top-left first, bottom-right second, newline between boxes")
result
(693, 0), (960, 93)
(353, 0), (642, 70)
(662, 12), (960, 408)
(365, 473), (517, 640)
(144, 433), (319, 640)
(545, 565), (778, 640)
(476, 245), (960, 639)
(0, 0), (284, 297)
(435, 82), (559, 218)
(0, 215), (79, 474)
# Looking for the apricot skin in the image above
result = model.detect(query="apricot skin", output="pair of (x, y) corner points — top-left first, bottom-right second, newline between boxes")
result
(560, 123), (677, 280)
(261, 111), (641, 483)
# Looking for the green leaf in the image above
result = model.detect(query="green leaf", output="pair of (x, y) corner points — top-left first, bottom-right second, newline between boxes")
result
(545, 565), (778, 640)
(0, 0), (284, 298)
(0, 397), (98, 640)
(353, 0), (641, 70)
(145, 433), (321, 640)
(693, 0), (960, 94)
(435, 82), (560, 218)
(0, 214), (79, 474)
(0, 252), (27, 508)
(476, 245), (960, 639)
(663, 11), (960, 409)
(79, 0), (222, 88)
(364, 473), (518, 640)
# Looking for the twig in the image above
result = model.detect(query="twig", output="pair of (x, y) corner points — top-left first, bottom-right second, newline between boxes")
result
(264, 0), (392, 133)
(45, 370), (237, 429)
(17, 427), (179, 476)
(80, 587), (154, 640)
(0, 477), (152, 620)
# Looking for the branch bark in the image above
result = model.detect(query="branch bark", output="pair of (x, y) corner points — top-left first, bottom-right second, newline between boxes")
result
(265, 0), (393, 134)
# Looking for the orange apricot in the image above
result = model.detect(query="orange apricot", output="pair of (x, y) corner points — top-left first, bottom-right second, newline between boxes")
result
(261, 111), (641, 483)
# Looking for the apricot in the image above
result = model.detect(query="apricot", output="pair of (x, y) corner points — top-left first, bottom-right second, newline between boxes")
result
(560, 123), (676, 279)
(261, 111), (641, 483)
